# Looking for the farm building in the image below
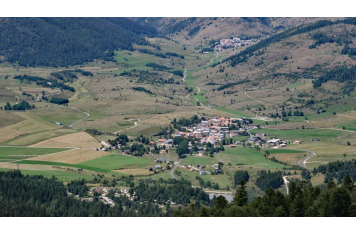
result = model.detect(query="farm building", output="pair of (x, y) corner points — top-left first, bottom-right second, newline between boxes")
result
(101, 141), (112, 148)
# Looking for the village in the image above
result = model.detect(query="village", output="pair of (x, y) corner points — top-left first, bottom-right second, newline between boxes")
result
(214, 37), (260, 51)
(98, 115), (293, 177)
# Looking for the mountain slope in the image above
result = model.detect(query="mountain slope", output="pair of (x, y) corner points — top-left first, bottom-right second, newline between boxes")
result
(0, 18), (157, 67)
(133, 17), (341, 47)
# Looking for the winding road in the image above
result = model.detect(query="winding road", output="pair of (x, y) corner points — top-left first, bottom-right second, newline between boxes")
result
(69, 107), (90, 129)
(170, 159), (183, 180)
(297, 151), (316, 169)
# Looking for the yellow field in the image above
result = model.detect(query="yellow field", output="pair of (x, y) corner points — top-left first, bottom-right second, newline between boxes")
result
(30, 131), (101, 149)
(28, 148), (109, 164)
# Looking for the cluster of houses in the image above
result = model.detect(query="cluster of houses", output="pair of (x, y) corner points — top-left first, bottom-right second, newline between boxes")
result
(171, 116), (258, 150)
(215, 37), (259, 51)
(247, 133), (289, 148)
(180, 161), (224, 175)
(99, 116), (260, 156)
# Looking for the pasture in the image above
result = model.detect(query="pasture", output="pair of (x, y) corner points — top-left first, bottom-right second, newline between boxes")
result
(216, 146), (287, 169)
(0, 168), (94, 182)
(80, 154), (154, 170)
(0, 146), (69, 161)
(2, 129), (78, 146)
(30, 106), (86, 126)
(29, 149), (110, 164)
(30, 131), (101, 149)
(0, 112), (59, 144)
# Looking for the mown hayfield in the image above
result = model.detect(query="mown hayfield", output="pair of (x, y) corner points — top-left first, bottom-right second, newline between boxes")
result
(80, 154), (154, 170)
(179, 168), (232, 190)
(30, 131), (101, 149)
(0, 146), (69, 160)
(258, 128), (345, 142)
(0, 112), (59, 144)
(17, 160), (108, 172)
(181, 156), (216, 166)
(30, 106), (86, 126)
(215, 146), (286, 169)
(29, 149), (110, 164)
(2, 129), (78, 146)
(0, 111), (24, 128)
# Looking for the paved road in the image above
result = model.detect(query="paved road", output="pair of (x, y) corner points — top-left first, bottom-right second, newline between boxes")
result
(69, 107), (90, 129)
(170, 159), (183, 180)
(297, 151), (316, 169)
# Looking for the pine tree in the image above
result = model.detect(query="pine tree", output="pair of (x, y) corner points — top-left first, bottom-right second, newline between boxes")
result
(234, 180), (248, 206)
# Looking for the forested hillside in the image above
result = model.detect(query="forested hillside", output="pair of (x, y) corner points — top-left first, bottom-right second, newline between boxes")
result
(174, 178), (356, 217)
(0, 18), (157, 67)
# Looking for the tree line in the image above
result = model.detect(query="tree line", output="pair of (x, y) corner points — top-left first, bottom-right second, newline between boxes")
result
(174, 177), (356, 217)
(0, 18), (156, 67)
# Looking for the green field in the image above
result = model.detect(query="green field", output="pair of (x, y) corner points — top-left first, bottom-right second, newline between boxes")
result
(0, 147), (70, 160)
(181, 146), (286, 169)
(17, 160), (108, 172)
(80, 154), (154, 170)
(258, 128), (344, 142)
(215, 147), (286, 169)
(179, 168), (231, 190)
(335, 120), (356, 131)
(19, 154), (156, 173)
(30, 107), (86, 127)
(2, 129), (78, 146)
(181, 156), (216, 165)
(264, 149), (305, 154)
(0, 168), (94, 182)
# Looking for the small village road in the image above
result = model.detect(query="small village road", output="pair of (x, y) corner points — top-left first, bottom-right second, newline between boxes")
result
(297, 151), (316, 169)
(170, 159), (183, 180)
(69, 107), (90, 129)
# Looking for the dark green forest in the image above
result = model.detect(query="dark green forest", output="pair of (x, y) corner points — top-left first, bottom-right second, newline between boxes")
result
(174, 178), (356, 217)
(0, 170), (209, 217)
(0, 18), (157, 67)
(1, 170), (356, 217)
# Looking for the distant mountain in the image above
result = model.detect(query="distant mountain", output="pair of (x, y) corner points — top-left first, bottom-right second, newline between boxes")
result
(0, 18), (157, 67)
(132, 17), (341, 47)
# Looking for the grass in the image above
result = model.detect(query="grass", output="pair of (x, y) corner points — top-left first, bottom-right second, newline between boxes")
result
(17, 160), (108, 172)
(0, 147), (70, 160)
(2, 128), (78, 146)
(80, 154), (154, 170)
(335, 119), (356, 131)
(258, 128), (344, 142)
(0, 168), (94, 182)
(215, 146), (287, 169)
(30, 107), (86, 126)
(264, 149), (305, 154)
(213, 105), (252, 118)
(181, 156), (216, 165)
(179, 168), (231, 190)
(0, 111), (24, 128)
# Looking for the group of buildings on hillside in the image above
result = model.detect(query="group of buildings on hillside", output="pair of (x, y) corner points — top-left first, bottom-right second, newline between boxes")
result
(215, 37), (260, 51)
(99, 115), (293, 156)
